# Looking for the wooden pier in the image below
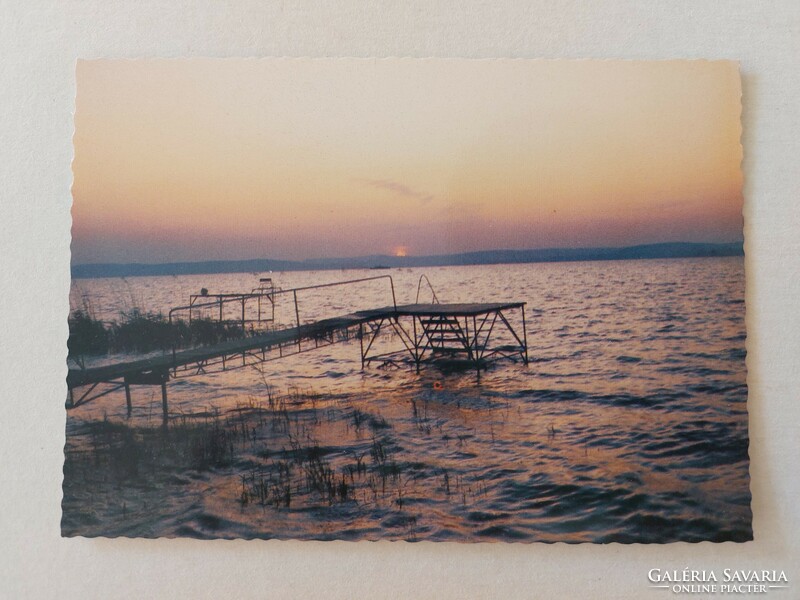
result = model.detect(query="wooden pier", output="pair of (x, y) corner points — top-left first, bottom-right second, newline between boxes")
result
(66, 276), (528, 420)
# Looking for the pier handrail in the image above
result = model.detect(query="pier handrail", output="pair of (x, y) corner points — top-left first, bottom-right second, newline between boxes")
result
(273, 274), (397, 329)
(168, 274), (396, 327)
(415, 274), (440, 304)
(166, 274), (396, 365)
(169, 292), (268, 318)
(273, 274), (397, 310)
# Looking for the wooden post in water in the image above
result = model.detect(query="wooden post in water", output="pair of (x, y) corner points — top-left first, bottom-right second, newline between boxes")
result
(359, 322), (365, 369)
(293, 289), (301, 351)
(161, 379), (169, 423)
(125, 383), (132, 417)
(413, 316), (421, 374)
(521, 306), (529, 365)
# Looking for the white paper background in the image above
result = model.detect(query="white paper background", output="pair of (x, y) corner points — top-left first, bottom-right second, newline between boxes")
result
(1, 2), (798, 598)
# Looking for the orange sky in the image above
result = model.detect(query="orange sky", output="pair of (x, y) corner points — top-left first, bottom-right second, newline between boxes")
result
(72, 59), (743, 264)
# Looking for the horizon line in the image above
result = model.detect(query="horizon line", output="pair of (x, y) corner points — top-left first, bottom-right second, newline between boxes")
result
(72, 240), (744, 269)
(71, 241), (744, 279)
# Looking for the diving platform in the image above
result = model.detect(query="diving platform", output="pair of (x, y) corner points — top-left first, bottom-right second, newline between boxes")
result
(66, 276), (528, 419)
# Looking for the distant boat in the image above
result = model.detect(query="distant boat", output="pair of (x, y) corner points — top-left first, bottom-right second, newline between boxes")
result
(370, 265), (391, 270)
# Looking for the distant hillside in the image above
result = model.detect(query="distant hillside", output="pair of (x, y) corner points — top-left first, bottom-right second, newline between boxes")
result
(71, 241), (744, 279)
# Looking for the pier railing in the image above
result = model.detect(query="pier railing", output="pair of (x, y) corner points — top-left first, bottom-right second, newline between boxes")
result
(167, 274), (397, 348)
(415, 274), (440, 304)
(168, 291), (275, 330)
(275, 274), (397, 326)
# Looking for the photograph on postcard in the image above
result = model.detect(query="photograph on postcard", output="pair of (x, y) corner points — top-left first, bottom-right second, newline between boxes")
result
(63, 58), (749, 542)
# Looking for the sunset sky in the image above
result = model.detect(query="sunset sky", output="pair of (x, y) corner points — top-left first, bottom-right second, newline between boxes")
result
(72, 59), (743, 264)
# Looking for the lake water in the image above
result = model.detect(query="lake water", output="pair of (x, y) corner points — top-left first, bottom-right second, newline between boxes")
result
(62, 257), (751, 542)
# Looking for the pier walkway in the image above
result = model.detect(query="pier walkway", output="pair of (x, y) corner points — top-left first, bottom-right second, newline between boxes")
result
(66, 276), (528, 418)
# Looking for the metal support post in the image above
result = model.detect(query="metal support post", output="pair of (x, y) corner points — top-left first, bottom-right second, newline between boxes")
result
(161, 379), (169, 423)
(359, 322), (365, 369)
(521, 306), (529, 364)
(125, 383), (132, 416)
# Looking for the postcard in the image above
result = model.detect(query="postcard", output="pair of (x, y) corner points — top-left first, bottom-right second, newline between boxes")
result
(63, 58), (748, 543)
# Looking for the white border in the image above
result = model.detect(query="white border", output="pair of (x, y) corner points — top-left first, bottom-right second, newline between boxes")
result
(1, 2), (798, 598)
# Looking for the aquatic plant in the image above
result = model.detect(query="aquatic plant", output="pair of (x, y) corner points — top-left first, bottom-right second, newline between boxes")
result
(111, 309), (175, 353)
(67, 309), (249, 357)
(69, 413), (238, 485)
(240, 462), (292, 508)
(68, 310), (110, 355)
(64, 383), (490, 539)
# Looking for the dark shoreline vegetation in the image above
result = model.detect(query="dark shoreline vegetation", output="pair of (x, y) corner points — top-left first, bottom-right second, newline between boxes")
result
(71, 241), (744, 279)
(67, 308), (247, 357)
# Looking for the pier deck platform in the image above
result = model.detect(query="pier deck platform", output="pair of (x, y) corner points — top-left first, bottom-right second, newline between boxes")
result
(66, 278), (528, 418)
